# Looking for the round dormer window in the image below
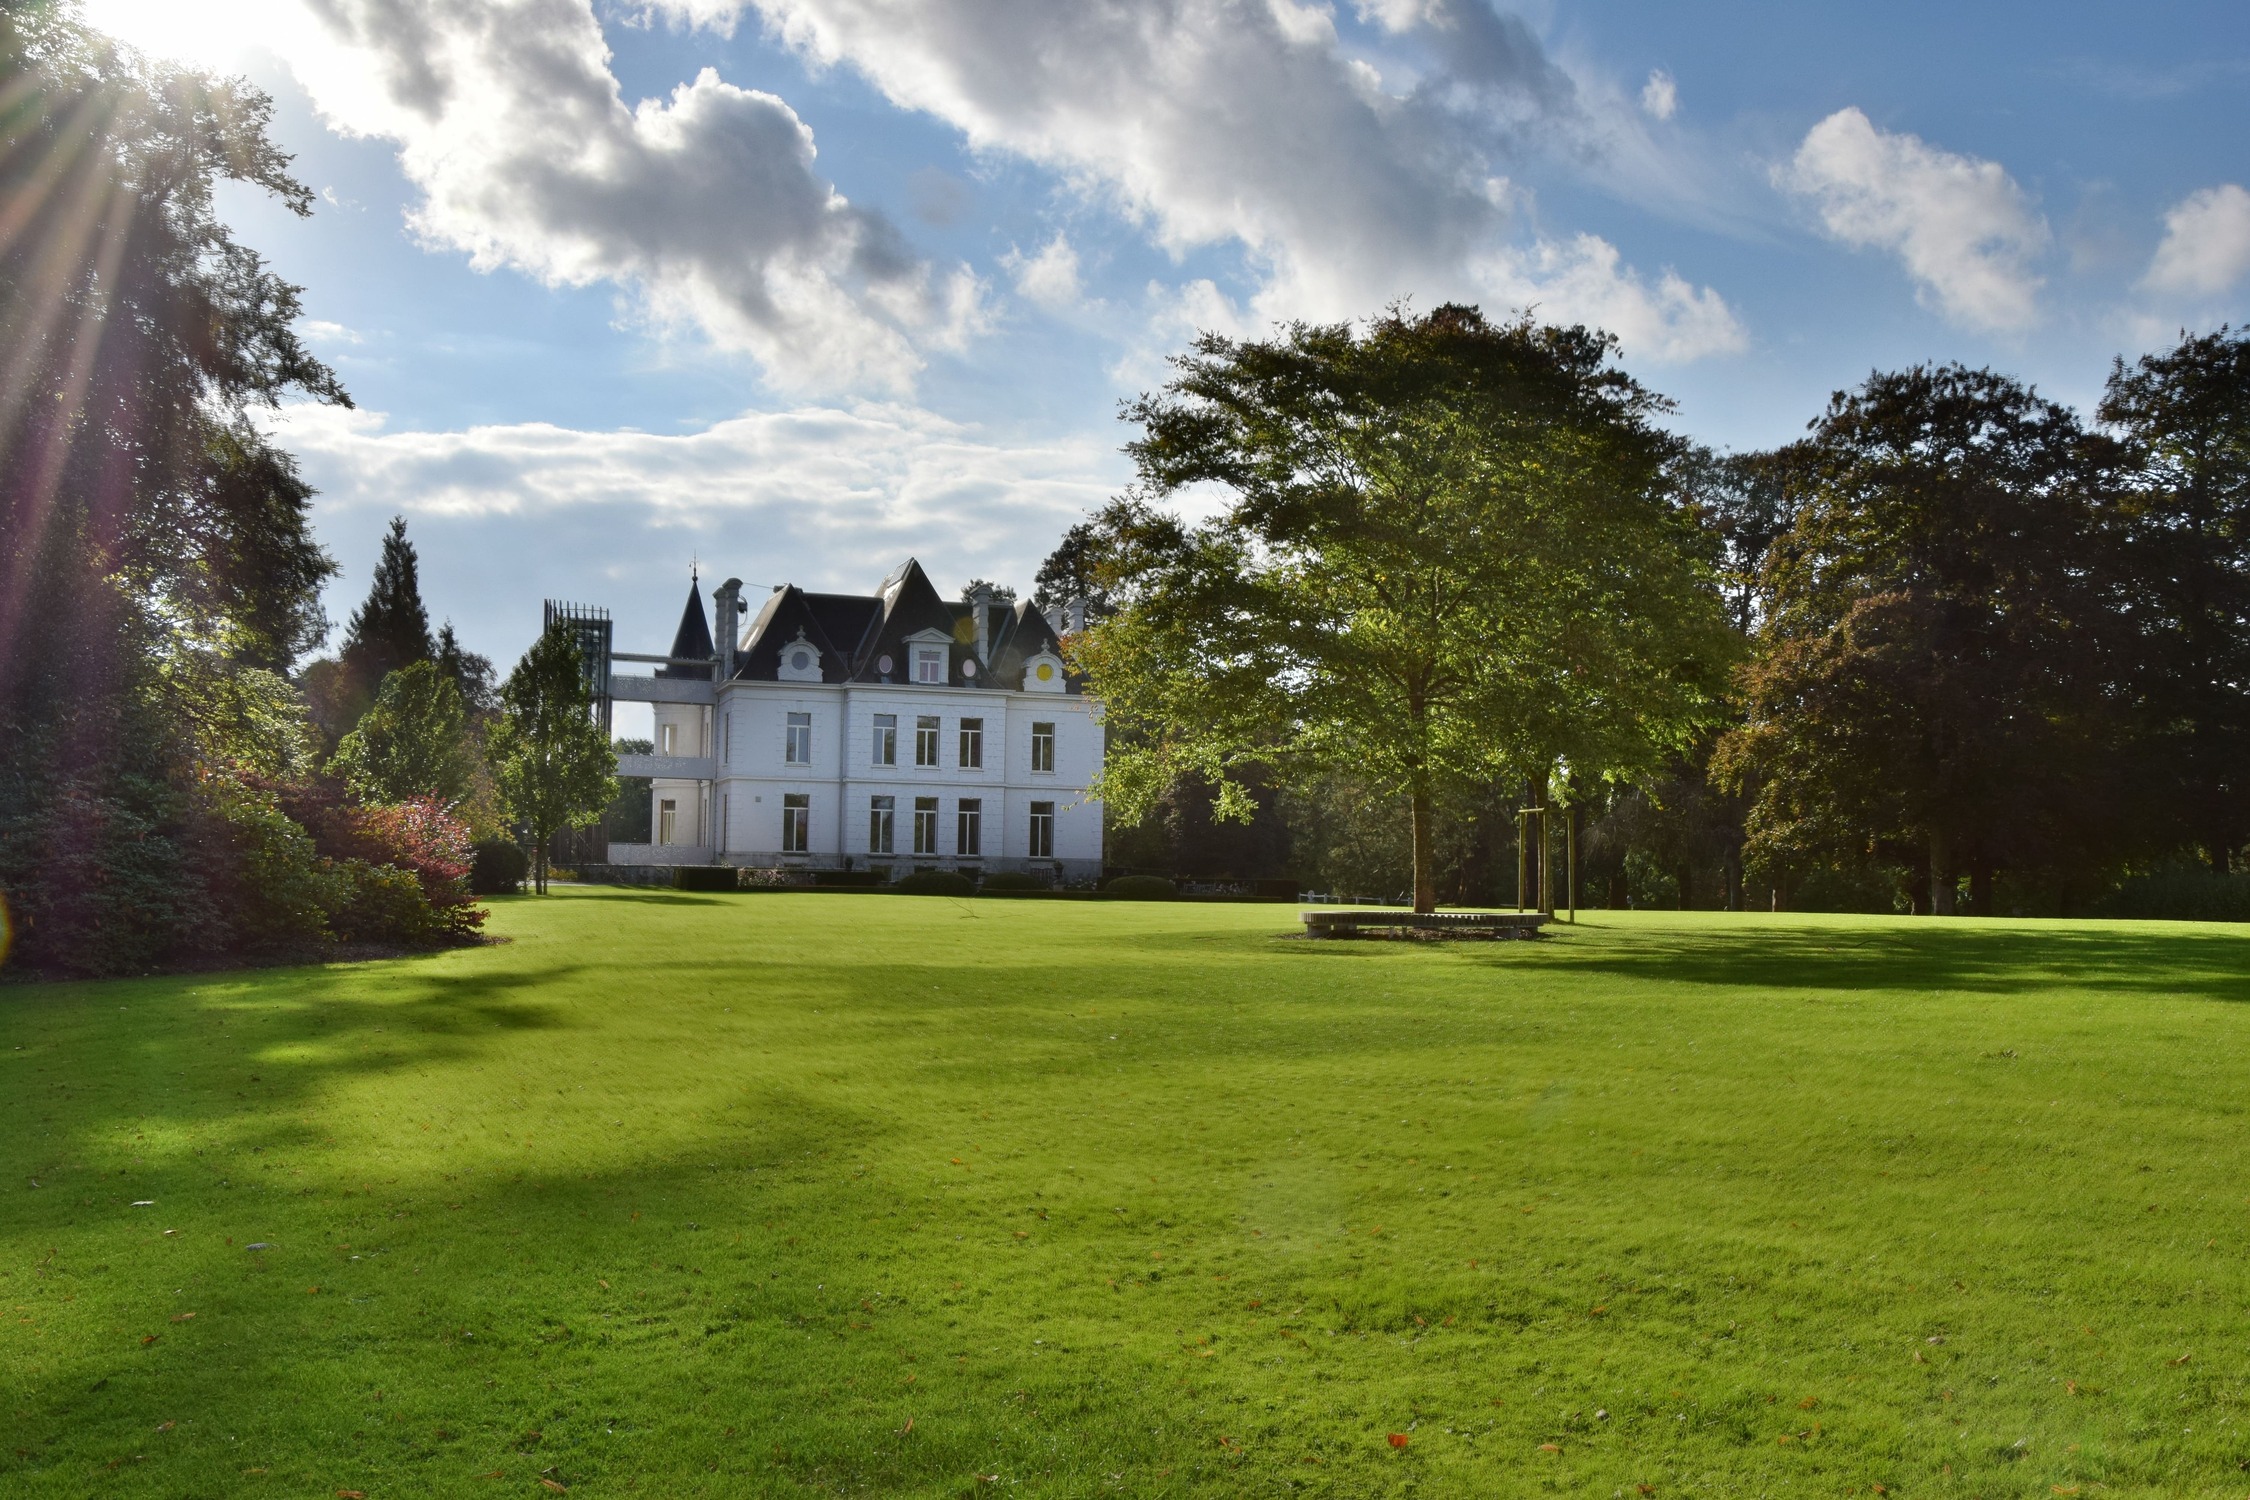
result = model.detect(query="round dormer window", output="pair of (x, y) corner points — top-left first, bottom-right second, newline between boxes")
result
(790, 648), (812, 672)
(877, 654), (893, 674)
(962, 658), (978, 678)
(1036, 661), (1055, 681)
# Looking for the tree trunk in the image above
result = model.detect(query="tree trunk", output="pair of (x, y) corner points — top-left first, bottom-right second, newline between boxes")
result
(1969, 861), (1994, 917)
(1929, 829), (1955, 916)
(534, 823), (550, 896)
(1537, 805), (1553, 916)
(1410, 780), (1436, 914)
(2213, 834), (2233, 876)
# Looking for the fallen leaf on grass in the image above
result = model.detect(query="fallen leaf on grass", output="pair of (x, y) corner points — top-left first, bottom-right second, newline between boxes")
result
(478, 1470), (503, 1479)
(338, 1491), (367, 1498)
(2053, 1488), (2080, 1496)
(597, 1279), (609, 1290)
(1386, 1434), (1409, 1449)
(1539, 1442), (1561, 1454)
(170, 1312), (194, 1322)
(155, 1422), (173, 1433)
(1799, 1396), (1819, 1410)
(2173, 1352), (2193, 1366)
(899, 1417), (913, 1436)
(540, 1481), (567, 1494)
(140, 1335), (159, 1346)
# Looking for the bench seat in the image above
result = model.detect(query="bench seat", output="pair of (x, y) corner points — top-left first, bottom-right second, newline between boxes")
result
(1300, 910), (1551, 939)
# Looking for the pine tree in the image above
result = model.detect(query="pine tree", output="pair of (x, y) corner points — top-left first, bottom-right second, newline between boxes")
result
(339, 516), (434, 691)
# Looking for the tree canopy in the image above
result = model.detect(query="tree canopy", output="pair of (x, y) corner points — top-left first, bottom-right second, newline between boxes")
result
(1077, 304), (1737, 911)
(0, 6), (350, 971)
(489, 622), (616, 895)
(1714, 365), (2129, 913)
(330, 659), (477, 806)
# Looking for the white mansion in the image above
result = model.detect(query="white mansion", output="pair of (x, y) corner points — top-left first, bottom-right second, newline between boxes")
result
(596, 559), (1102, 881)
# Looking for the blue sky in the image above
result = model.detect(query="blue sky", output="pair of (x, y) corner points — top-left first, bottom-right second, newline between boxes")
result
(83, 0), (2250, 693)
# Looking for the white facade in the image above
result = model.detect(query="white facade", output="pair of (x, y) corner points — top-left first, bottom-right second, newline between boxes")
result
(656, 682), (1099, 877)
(610, 561), (1103, 881)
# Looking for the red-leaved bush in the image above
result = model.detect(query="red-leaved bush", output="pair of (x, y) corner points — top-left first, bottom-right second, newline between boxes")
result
(271, 779), (486, 940)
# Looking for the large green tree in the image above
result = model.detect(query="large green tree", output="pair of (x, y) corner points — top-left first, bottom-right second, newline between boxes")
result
(1716, 365), (2129, 914)
(0, 6), (348, 972)
(1078, 305), (1737, 912)
(2099, 327), (2250, 872)
(329, 660), (477, 805)
(489, 623), (617, 895)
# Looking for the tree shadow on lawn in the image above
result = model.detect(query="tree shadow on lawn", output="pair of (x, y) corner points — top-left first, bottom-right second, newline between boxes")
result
(1493, 919), (2250, 1005)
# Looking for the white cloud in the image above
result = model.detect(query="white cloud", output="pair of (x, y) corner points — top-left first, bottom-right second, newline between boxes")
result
(1004, 235), (1084, 311)
(2143, 184), (2250, 297)
(1639, 69), (1676, 121)
(271, 399), (1119, 532)
(1473, 233), (1746, 362)
(707, 0), (1742, 356)
(240, 0), (977, 392)
(1780, 107), (2049, 333)
(300, 318), (363, 345)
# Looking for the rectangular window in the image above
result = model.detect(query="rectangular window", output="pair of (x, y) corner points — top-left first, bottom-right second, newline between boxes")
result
(785, 711), (812, 765)
(872, 713), (897, 766)
(781, 793), (810, 854)
(959, 717), (983, 769)
(914, 645), (945, 683)
(721, 711), (731, 766)
(660, 721), (677, 755)
(658, 798), (677, 845)
(915, 715), (940, 767)
(868, 795), (894, 855)
(1030, 721), (1055, 774)
(1029, 800), (1054, 858)
(913, 796), (939, 855)
(956, 798), (982, 857)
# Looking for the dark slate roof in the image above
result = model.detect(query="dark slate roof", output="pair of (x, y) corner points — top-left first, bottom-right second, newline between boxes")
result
(657, 578), (714, 679)
(724, 558), (1078, 691)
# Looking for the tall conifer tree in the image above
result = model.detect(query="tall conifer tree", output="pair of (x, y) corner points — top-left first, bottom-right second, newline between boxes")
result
(339, 516), (434, 690)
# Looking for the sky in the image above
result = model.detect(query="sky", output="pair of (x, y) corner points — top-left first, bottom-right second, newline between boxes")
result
(79, 0), (2250, 688)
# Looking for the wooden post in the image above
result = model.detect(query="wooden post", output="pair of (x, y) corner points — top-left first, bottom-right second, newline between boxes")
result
(1566, 803), (1578, 924)
(1515, 807), (1528, 913)
(1537, 802), (1553, 917)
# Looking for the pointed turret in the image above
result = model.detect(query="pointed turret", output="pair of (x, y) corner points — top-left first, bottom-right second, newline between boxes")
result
(656, 575), (715, 679)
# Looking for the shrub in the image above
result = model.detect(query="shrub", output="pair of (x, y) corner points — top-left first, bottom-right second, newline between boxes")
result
(891, 870), (975, 897)
(331, 859), (441, 943)
(673, 865), (738, 892)
(1105, 874), (1177, 900)
(190, 776), (348, 954)
(470, 838), (529, 895)
(2096, 864), (2250, 922)
(274, 781), (485, 939)
(979, 870), (1049, 892)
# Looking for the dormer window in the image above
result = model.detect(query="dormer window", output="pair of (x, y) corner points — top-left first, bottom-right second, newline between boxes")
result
(776, 628), (823, 682)
(913, 645), (945, 683)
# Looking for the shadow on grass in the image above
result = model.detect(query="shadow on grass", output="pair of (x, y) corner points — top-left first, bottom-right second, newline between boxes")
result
(1498, 920), (2250, 1004)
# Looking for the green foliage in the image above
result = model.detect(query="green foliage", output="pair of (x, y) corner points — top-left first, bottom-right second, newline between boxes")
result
(1718, 364), (2129, 913)
(890, 870), (974, 897)
(469, 838), (529, 896)
(978, 870), (1049, 892)
(337, 516), (434, 698)
(327, 858), (440, 944)
(10, 896), (2250, 1494)
(188, 776), (348, 953)
(2094, 863), (2250, 922)
(488, 623), (618, 894)
(0, 8), (345, 974)
(1103, 873), (1177, 899)
(2099, 327), (2250, 871)
(1081, 304), (1736, 911)
(330, 660), (476, 804)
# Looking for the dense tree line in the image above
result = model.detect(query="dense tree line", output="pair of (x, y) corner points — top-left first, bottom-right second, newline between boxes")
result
(1064, 311), (2250, 918)
(0, 10), (611, 975)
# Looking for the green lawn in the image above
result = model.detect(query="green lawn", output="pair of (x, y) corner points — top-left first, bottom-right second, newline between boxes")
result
(6, 893), (2250, 1497)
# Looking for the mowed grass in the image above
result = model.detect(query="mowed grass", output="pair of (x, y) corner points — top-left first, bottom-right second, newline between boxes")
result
(6, 895), (2250, 1497)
